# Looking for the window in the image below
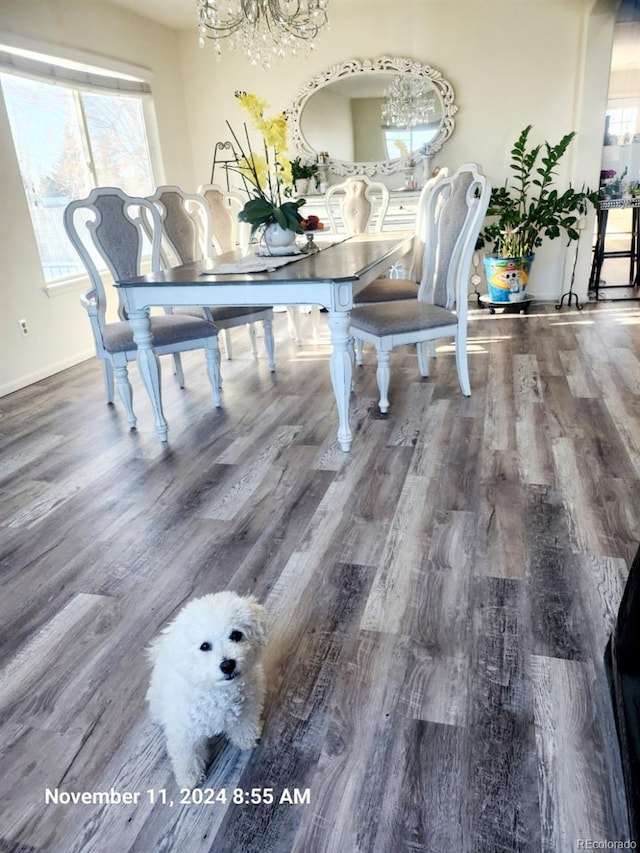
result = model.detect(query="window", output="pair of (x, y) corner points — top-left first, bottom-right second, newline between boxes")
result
(1, 57), (155, 284)
(606, 106), (638, 144)
(383, 127), (438, 161)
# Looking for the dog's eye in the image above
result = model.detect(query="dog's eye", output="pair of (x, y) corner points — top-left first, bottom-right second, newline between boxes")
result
(229, 630), (243, 642)
(200, 642), (212, 652)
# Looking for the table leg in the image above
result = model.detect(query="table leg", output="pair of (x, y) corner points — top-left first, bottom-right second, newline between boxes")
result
(327, 310), (353, 452)
(127, 309), (169, 442)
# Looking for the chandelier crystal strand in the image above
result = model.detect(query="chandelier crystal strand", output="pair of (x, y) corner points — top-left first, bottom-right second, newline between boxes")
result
(197, 0), (329, 67)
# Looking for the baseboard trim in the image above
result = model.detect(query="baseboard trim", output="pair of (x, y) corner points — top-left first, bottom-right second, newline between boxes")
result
(0, 351), (94, 397)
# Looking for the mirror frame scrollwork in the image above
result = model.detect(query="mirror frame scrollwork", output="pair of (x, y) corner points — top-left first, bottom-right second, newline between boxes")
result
(289, 56), (458, 177)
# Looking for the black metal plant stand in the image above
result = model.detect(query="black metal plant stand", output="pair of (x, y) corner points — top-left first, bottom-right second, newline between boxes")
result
(556, 229), (583, 311)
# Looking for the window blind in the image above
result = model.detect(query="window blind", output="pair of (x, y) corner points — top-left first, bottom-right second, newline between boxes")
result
(0, 46), (152, 96)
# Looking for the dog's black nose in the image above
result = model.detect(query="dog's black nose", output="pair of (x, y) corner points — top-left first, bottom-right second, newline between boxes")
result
(220, 658), (236, 676)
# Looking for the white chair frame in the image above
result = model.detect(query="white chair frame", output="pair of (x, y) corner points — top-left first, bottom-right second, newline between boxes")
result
(196, 183), (250, 255)
(325, 176), (390, 235)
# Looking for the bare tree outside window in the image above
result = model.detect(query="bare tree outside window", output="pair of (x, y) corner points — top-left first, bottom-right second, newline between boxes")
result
(1, 73), (155, 282)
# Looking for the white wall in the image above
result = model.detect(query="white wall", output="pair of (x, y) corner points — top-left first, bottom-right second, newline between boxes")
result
(0, 0), (617, 396)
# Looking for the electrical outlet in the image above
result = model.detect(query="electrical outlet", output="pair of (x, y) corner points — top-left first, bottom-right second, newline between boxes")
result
(18, 318), (29, 337)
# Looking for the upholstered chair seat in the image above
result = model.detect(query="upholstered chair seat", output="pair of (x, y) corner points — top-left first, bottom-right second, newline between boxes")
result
(354, 278), (419, 304)
(101, 314), (221, 353)
(349, 301), (456, 337)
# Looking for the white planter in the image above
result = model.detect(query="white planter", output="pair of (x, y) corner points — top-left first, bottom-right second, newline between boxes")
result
(262, 222), (298, 256)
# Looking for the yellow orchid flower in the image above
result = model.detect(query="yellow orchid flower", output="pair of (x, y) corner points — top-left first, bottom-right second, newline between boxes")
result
(236, 153), (268, 189)
(235, 91), (268, 124)
(259, 114), (289, 151)
(228, 91), (305, 233)
(236, 91), (289, 152)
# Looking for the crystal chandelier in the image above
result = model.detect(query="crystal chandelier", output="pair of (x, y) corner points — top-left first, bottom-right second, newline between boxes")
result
(380, 76), (438, 129)
(197, 0), (329, 68)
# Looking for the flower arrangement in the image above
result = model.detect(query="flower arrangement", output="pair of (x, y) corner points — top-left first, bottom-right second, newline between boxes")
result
(227, 92), (305, 235)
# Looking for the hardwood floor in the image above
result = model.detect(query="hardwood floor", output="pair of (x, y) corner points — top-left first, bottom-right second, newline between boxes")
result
(1, 300), (638, 852)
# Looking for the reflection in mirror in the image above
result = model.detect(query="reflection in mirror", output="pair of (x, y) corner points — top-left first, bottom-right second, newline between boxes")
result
(380, 76), (443, 159)
(289, 57), (457, 177)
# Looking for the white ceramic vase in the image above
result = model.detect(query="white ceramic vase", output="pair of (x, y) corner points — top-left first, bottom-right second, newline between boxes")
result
(262, 222), (298, 256)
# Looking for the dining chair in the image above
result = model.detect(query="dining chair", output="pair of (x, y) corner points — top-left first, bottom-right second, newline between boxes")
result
(352, 167), (450, 365)
(294, 175), (391, 341)
(325, 176), (390, 234)
(197, 183), (302, 348)
(196, 183), (249, 255)
(63, 187), (221, 430)
(354, 167), (449, 305)
(148, 185), (275, 372)
(349, 163), (491, 413)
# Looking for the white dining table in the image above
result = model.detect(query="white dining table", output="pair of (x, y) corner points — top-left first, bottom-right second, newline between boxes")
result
(115, 232), (412, 451)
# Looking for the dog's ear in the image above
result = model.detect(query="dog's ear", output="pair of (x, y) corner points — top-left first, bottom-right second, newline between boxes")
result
(244, 597), (268, 647)
(146, 616), (177, 663)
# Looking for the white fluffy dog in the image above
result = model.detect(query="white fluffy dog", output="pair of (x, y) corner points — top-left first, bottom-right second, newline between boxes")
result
(147, 592), (267, 789)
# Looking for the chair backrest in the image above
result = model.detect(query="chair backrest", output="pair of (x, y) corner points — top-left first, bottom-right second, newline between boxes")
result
(406, 167), (449, 283)
(325, 176), (390, 235)
(147, 185), (212, 266)
(418, 163), (491, 315)
(197, 183), (247, 253)
(63, 187), (163, 335)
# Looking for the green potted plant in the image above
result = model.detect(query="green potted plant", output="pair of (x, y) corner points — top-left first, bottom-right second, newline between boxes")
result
(478, 125), (598, 303)
(290, 157), (319, 195)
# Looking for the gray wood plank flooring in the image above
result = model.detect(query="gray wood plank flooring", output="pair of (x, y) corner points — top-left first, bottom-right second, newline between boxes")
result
(1, 301), (638, 852)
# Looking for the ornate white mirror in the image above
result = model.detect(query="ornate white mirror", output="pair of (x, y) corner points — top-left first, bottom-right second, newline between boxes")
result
(289, 56), (458, 177)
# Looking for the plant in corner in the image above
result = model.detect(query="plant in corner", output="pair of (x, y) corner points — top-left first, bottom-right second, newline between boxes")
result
(227, 92), (305, 253)
(478, 125), (598, 303)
